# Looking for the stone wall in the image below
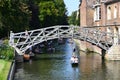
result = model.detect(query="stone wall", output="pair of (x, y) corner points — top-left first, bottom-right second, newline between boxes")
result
(74, 39), (102, 55)
(105, 45), (120, 60)
(74, 39), (120, 60)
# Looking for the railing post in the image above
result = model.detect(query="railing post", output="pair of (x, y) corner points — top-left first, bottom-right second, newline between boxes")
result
(84, 29), (88, 41)
(43, 28), (47, 41)
(57, 26), (60, 38)
(9, 31), (14, 46)
(70, 26), (74, 38)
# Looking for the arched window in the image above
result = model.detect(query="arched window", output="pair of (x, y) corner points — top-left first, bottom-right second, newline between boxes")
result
(114, 6), (117, 18)
(107, 7), (111, 20)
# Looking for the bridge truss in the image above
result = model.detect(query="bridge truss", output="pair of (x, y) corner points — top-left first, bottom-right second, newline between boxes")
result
(9, 25), (115, 55)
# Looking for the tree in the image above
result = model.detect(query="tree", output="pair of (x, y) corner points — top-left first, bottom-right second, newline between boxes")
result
(54, 0), (68, 25)
(0, 0), (31, 38)
(0, 0), (68, 38)
(38, 0), (68, 28)
(28, 0), (40, 29)
(68, 10), (80, 26)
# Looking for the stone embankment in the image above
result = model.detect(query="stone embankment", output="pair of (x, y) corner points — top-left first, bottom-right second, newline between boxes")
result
(106, 45), (120, 60)
(7, 60), (16, 80)
(74, 39), (102, 54)
(74, 39), (120, 60)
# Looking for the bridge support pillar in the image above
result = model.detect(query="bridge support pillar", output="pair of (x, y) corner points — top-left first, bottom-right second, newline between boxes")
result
(15, 51), (23, 62)
(101, 49), (106, 60)
(105, 45), (120, 60)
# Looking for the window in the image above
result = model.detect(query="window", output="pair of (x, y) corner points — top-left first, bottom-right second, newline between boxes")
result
(114, 6), (117, 18)
(107, 7), (111, 20)
(94, 6), (101, 21)
(101, 0), (106, 2)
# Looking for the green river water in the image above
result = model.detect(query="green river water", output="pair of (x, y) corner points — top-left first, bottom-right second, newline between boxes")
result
(14, 40), (120, 80)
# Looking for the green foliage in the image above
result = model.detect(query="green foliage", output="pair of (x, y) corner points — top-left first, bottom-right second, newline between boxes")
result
(68, 10), (80, 26)
(0, 0), (68, 38)
(38, 0), (68, 28)
(0, 0), (31, 38)
(39, 1), (57, 27)
(0, 40), (14, 60)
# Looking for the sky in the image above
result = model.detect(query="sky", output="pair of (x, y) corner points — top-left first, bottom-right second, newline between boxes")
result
(64, 0), (80, 16)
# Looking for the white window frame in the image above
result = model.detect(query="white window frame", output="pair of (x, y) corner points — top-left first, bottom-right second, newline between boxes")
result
(114, 6), (117, 19)
(94, 6), (101, 21)
(107, 7), (111, 20)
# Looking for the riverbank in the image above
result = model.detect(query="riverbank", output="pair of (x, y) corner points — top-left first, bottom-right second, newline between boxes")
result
(74, 39), (101, 54)
(0, 59), (11, 80)
(0, 39), (14, 80)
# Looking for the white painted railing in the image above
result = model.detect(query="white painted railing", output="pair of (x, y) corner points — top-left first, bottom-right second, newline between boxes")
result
(9, 25), (115, 55)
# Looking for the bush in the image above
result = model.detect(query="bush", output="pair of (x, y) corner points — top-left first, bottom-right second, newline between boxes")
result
(0, 39), (14, 60)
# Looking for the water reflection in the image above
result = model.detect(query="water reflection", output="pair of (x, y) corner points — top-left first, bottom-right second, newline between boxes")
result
(79, 52), (120, 80)
(14, 40), (120, 80)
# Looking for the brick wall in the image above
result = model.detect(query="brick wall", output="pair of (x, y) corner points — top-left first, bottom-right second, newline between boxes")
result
(106, 2), (120, 25)
(80, 0), (96, 27)
(79, 0), (120, 52)
(80, 0), (87, 27)
(80, 0), (120, 27)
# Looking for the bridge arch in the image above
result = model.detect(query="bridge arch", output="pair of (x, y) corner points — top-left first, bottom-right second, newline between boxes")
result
(9, 25), (114, 55)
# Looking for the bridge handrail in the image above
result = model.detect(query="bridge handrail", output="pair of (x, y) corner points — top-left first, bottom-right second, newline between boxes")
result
(9, 25), (116, 55)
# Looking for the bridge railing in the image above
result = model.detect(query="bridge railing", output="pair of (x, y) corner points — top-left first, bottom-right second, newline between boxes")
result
(9, 25), (116, 55)
(9, 26), (77, 54)
(74, 28), (113, 50)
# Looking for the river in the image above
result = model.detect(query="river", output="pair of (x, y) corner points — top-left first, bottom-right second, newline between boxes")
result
(14, 39), (120, 80)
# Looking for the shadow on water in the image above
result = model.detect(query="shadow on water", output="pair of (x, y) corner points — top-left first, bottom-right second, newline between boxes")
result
(34, 56), (66, 60)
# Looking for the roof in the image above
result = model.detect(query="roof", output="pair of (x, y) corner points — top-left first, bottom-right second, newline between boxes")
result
(105, 0), (120, 5)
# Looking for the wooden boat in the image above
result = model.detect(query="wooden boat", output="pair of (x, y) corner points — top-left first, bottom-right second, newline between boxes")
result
(23, 52), (35, 61)
(71, 48), (78, 66)
(23, 54), (30, 60)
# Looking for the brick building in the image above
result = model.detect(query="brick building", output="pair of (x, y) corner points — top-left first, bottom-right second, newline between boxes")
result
(80, 0), (120, 44)
(80, 0), (120, 26)
(80, 0), (96, 27)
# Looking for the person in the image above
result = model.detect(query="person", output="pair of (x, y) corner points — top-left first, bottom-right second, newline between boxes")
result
(71, 56), (75, 63)
(74, 57), (78, 63)
(72, 54), (75, 57)
(73, 48), (76, 52)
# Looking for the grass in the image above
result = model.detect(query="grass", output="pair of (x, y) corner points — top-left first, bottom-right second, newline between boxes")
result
(0, 39), (14, 80)
(0, 59), (11, 80)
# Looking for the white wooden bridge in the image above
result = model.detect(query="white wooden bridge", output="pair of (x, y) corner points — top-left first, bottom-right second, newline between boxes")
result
(9, 25), (116, 55)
